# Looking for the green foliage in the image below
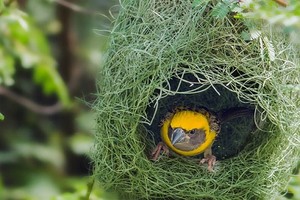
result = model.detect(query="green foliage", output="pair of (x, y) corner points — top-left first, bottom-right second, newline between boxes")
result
(207, 0), (300, 48)
(0, 3), (70, 106)
(212, 2), (230, 19)
(0, 0), (116, 200)
(0, 112), (4, 120)
(211, 0), (238, 19)
(0, 122), (96, 200)
(52, 178), (118, 200)
(205, 0), (300, 31)
(239, 0), (300, 31)
(287, 172), (300, 200)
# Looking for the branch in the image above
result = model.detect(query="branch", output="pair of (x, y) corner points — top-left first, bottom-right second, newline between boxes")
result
(5, 0), (15, 7)
(0, 86), (64, 115)
(273, 0), (288, 7)
(53, 0), (98, 15)
(85, 177), (95, 200)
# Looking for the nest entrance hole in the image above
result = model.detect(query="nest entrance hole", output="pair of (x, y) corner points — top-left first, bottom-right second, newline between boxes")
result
(145, 73), (258, 160)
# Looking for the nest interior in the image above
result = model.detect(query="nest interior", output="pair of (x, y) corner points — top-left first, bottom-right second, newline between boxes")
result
(146, 78), (256, 160)
(91, 0), (300, 199)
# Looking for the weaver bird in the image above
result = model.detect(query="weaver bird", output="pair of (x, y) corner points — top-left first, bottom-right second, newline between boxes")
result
(151, 107), (253, 171)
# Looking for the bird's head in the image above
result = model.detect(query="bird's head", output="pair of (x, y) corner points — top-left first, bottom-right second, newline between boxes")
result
(160, 110), (215, 156)
(169, 127), (206, 151)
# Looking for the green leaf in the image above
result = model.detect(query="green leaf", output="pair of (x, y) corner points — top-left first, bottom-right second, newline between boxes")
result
(0, 113), (4, 120)
(250, 30), (261, 40)
(263, 36), (276, 61)
(12, 141), (65, 169)
(212, 2), (230, 19)
(69, 133), (93, 155)
(241, 31), (250, 41)
(33, 63), (70, 106)
(287, 172), (300, 200)
(0, 0), (4, 12)
(0, 47), (15, 86)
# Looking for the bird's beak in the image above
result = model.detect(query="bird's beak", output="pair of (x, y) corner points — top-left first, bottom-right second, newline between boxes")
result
(171, 128), (186, 145)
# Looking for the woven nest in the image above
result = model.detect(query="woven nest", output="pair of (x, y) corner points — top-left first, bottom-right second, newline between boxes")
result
(91, 0), (300, 199)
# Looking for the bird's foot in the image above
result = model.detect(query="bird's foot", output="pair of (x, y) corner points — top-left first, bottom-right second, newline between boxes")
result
(200, 154), (216, 172)
(151, 142), (169, 161)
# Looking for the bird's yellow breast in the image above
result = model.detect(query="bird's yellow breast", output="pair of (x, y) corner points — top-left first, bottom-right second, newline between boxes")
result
(161, 110), (216, 156)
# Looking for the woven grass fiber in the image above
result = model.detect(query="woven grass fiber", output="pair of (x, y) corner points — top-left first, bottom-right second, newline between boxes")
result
(91, 0), (300, 199)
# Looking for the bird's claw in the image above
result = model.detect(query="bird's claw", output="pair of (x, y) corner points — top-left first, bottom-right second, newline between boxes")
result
(151, 142), (169, 161)
(200, 155), (216, 172)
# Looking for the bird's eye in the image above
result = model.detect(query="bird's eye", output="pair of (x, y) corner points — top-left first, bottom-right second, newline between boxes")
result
(189, 130), (196, 135)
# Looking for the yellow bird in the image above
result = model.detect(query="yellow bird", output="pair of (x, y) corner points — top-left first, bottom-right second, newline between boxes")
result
(151, 107), (220, 171)
(151, 106), (254, 171)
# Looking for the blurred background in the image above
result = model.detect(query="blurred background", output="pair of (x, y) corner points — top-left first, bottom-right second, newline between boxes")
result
(0, 0), (299, 200)
(0, 0), (117, 199)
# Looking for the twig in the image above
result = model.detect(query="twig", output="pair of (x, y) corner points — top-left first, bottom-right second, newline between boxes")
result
(0, 86), (64, 115)
(85, 177), (95, 200)
(273, 0), (288, 7)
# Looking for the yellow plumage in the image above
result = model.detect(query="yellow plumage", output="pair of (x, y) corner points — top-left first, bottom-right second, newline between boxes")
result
(151, 106), (252, 171)
(161, 110), (217, 156)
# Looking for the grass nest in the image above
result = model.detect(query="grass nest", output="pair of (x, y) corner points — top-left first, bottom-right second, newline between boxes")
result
(91, 0), (300, 199)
